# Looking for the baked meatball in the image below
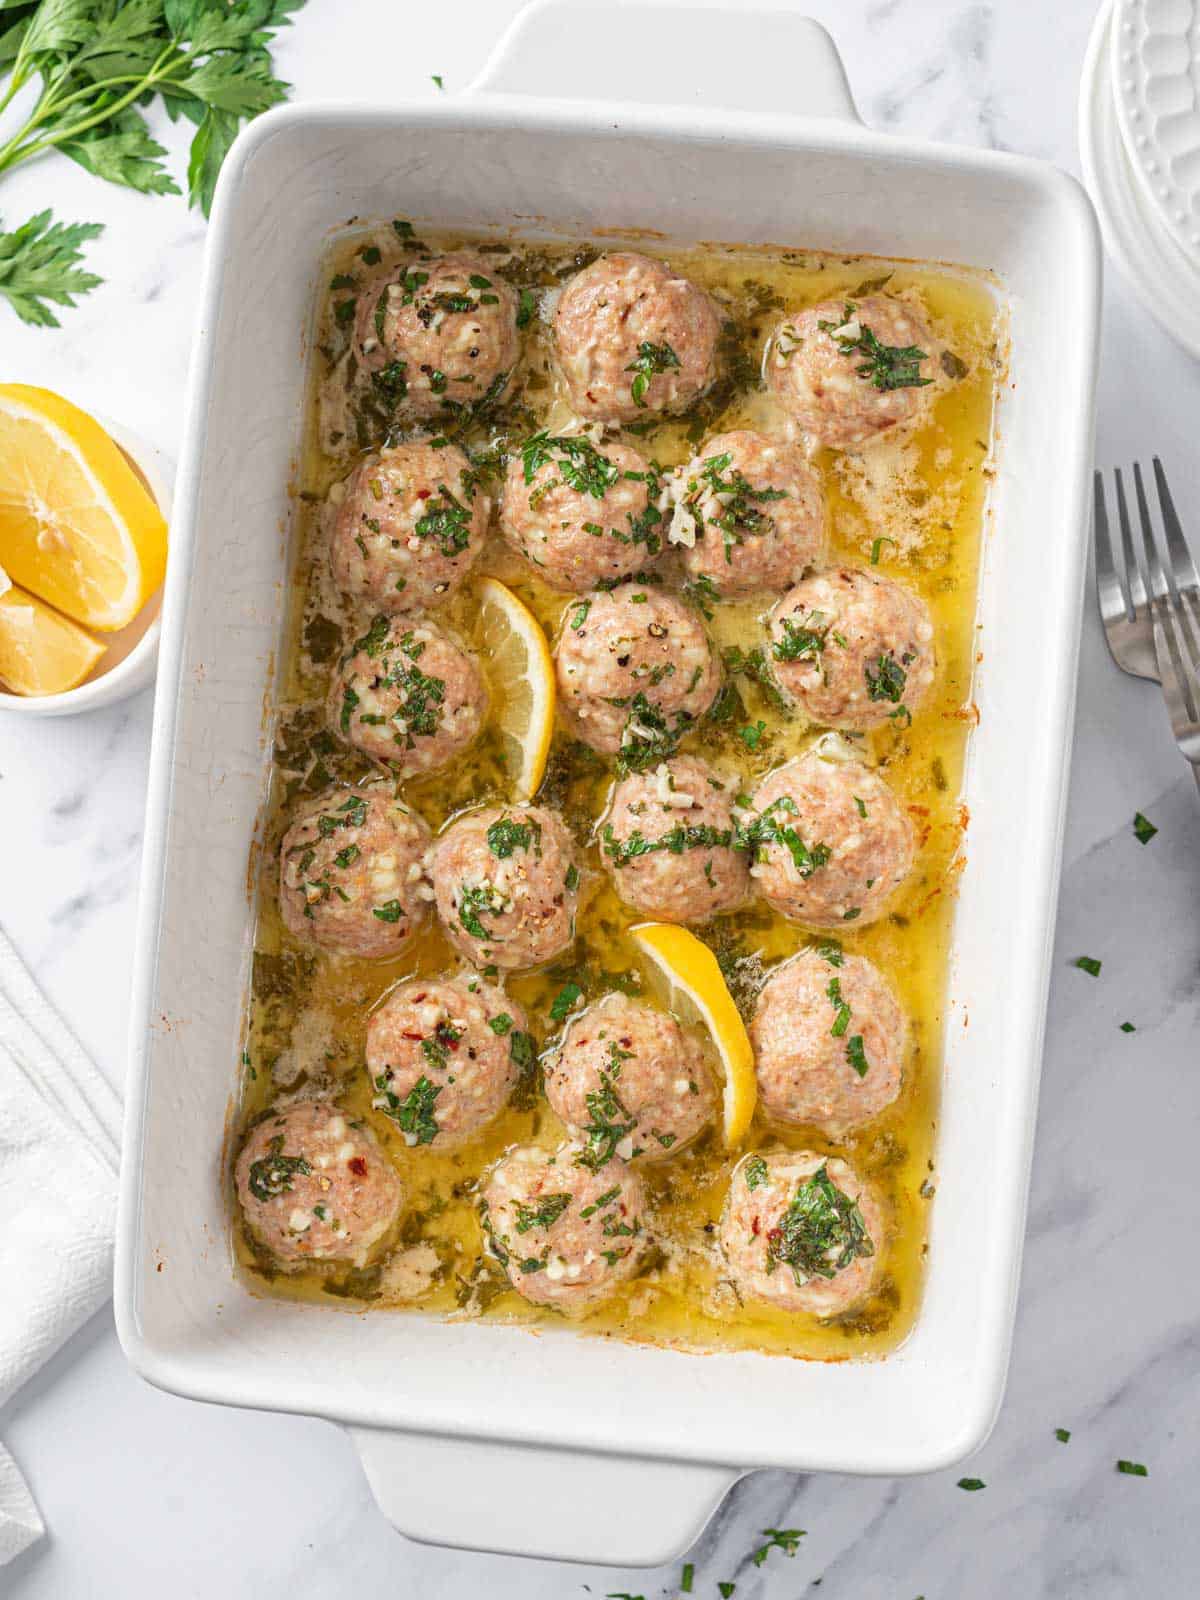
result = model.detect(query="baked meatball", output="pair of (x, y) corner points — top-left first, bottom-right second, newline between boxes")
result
(745, 752), (915, 927)
(327, 441), (488, 612)
(367, 976), (528, 1149)
(330, 615), (487, 775)
(433, 804), (580, 970)
(768, 567), (935, 731)
(719, 1149), (882, 1316)
(600, 755), (749, 923)
(235, 1099), (403, 1269)
(500, 433), (664, 590)
(751, 948), (906, 1134)
(483, 1142), (648, 1312)
(554, 252), (721, 423)
(767, 293), (936, 450)
(354, 251), (519, 419)
(554, 585), (720, 759)
(545, 993), (716, 1160)
(278, 787), (433, 958)
(673, 430), (826, 598)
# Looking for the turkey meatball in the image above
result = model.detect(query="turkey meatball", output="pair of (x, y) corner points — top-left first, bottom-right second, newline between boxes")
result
(768, 293), (936, 450)
(327, 441), (488, 612)
(719, 1149), (882, 1316)
(745, 751), (915, 927)
(354, 251), (519, 419)
(600, 755), (749, 923)
(768, 567), (935, 731)
(433, 804), (580, 970)
(673, 430), (826, 598)
(483, 1142), (647, 1312)
(278, 787), (433, 958)
(554, 585), (720, 758)
(330, 615), (487, 775)
(235, 1099), (403, 1269)
(367, 976), (528, 1149)
(751, 948), (906, 1134)
(500, 433), (664, 590)
(554, 252), (721, 423)
(545, 993), (716, 1161)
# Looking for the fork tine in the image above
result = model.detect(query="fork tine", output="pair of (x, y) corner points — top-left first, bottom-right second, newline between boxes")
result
(1115, 466), (1149, 615)
(1152, 457), (1200, 596)
(1136, 462), (1200, 727)
(1093, 471), (1129, 620)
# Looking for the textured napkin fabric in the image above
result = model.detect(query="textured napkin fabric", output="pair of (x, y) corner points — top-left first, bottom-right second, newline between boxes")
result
(0, 925), (122, 1564)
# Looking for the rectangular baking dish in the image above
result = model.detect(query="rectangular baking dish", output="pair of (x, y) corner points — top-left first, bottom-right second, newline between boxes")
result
(115, 0), (1101, 1567)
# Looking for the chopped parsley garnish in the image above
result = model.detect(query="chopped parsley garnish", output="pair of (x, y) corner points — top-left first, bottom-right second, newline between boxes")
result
(1117, 1460), (1148, 1477)
(375, 1073), (440, 1144)
(765, 1163), (874, 1285)
(1119, 1021), (1136, 1033)
(317, 795), (368, 836)
(520, 431), (621, 498)
(618, 693), (693, 773)
(1074, 956), (1102, 977)
(569, 598), (592, 631)
(431, 73), (444, 89)
(339, 686), (359, 733)
(870, 535), (896, 564)
(826, 976), (851, 1037)
(577, 1048), (637, 1170)
(565, 863), (580, 891)
(379, 636), (446, 745)
(819, 302), (933, 391)
(372, 900), (405, 924)
(1055, 1427), (1071, 1443)
(247, 1137), (310, 1202)
(736, 797), (831, 879)
(550, 982), (583, 1022)
(333, 843), (360, 869)
(487, 816), (537, 858)
(514, 1193), (572, 1233)
(680, 1564), (694, 1594)
(624, 339), (681, 406)
(509, 1030), (535, 1072)
(352, 614), (392, 658)
(846, 1034), (869, 1077)
(957, 1477), (986, 1492)
(817, 940), (844, 966)
(744, 1155), (769, 1190)
(718, 1584), (735, 1598)
(489, 1013), (513, 1036)
(865, 652), (907, 703)
(684, 450), (787, 559)
(458, 882), (507, 941)
(752, 1528), (805, 1567)
(740, 720), (767, 750)
(414, 484), (473, 557)
(1133, 811), (1157, 845)
(579, 1185), (622, 1220)
(602, 821), (734, 868)
(772, 612), (828, 663)
(420, 1021), (462, 1074)
(516, 287), (537, 328)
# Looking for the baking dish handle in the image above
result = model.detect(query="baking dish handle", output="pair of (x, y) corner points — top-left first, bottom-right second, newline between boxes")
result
(469, 0), (860, 123)
(350, 1424), (743, 1566)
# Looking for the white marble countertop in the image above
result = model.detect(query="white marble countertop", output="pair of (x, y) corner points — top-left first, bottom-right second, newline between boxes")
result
(3, 0), (1199, 1594)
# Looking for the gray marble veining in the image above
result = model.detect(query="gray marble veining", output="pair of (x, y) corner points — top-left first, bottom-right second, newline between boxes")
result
(2, 1), (1198, 1595)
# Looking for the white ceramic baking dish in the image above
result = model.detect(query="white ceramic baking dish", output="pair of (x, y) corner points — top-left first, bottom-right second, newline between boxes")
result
(115, 0), (1100, 1568)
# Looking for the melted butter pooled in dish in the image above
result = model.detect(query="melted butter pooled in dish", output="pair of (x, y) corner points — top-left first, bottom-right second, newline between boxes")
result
(231, 229), (1002, 1359)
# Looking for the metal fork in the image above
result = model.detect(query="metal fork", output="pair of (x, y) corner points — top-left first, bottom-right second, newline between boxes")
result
(1094, 458), (1200, 789)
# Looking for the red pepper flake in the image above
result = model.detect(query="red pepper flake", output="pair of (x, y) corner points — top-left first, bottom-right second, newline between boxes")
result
(348, 1156), (368, 1176)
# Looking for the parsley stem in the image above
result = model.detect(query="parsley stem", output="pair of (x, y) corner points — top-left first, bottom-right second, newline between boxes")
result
(0, 46), (181, 175)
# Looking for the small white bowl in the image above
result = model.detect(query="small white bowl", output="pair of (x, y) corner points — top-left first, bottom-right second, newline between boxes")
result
(0, 417), (174, 718)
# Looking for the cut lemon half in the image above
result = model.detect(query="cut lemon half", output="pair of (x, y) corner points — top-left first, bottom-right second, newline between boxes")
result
(631, 922), (757, 1148)
(477, 576), (555, 801)
(0, 581), (104, 696)
(0, 384), (167, 631)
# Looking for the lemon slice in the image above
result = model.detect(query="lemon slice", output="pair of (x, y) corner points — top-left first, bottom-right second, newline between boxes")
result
(477, 576), (555, 801)
(0, 384), (167, 631)
(631, 922), (757, 1148)
(0, 580), (104, 696)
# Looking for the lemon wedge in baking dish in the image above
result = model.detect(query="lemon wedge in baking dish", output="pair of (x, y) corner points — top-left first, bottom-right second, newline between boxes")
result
(0, 383), (167, 631)
(477, 576), (556, 801)
(630, 922), (757, 1148)
(0, 579), (104, 696)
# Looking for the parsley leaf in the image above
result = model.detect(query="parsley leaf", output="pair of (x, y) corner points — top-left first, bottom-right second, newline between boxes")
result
(624, 339), (680, 406)
(0, 210), (103, 326)
(1132, 811), (1157, 845)
(550, 981), (582, 1022)
(1074, 955), (1102, 977)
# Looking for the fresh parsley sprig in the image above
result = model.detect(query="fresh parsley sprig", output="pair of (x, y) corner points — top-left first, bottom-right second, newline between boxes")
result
(0, 0), (305, 324)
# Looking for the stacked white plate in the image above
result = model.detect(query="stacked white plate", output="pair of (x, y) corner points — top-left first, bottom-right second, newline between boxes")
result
(1080, 0), (1200, 357)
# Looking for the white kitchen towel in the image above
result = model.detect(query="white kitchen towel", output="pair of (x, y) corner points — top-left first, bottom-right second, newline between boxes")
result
(0, 925), (122, 1563)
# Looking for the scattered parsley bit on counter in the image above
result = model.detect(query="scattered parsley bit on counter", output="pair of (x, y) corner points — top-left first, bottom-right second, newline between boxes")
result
(1117, 1459), (1148, 1477)
(957, 1477), (986, 1491)
(1120, 1021), (1136, 1033)
(1132, 811), (1158, 844)
(718, 1584), (736, 1599)
(431, 74), (444, 89)
(1055, 1428), (1071, 1443)
(680, 1562), (694, 1593)
(752, 1528), (805, 1566)
(1074, 956), (1102, 977)
(550, 982), (582, 1022)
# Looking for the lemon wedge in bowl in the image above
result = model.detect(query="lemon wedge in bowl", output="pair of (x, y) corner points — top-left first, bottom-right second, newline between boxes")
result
(630, 921), (757, 1148)
(0, 383), (167, 631)
(477, 576), (555, 801)
(0, 579), (104, 696)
